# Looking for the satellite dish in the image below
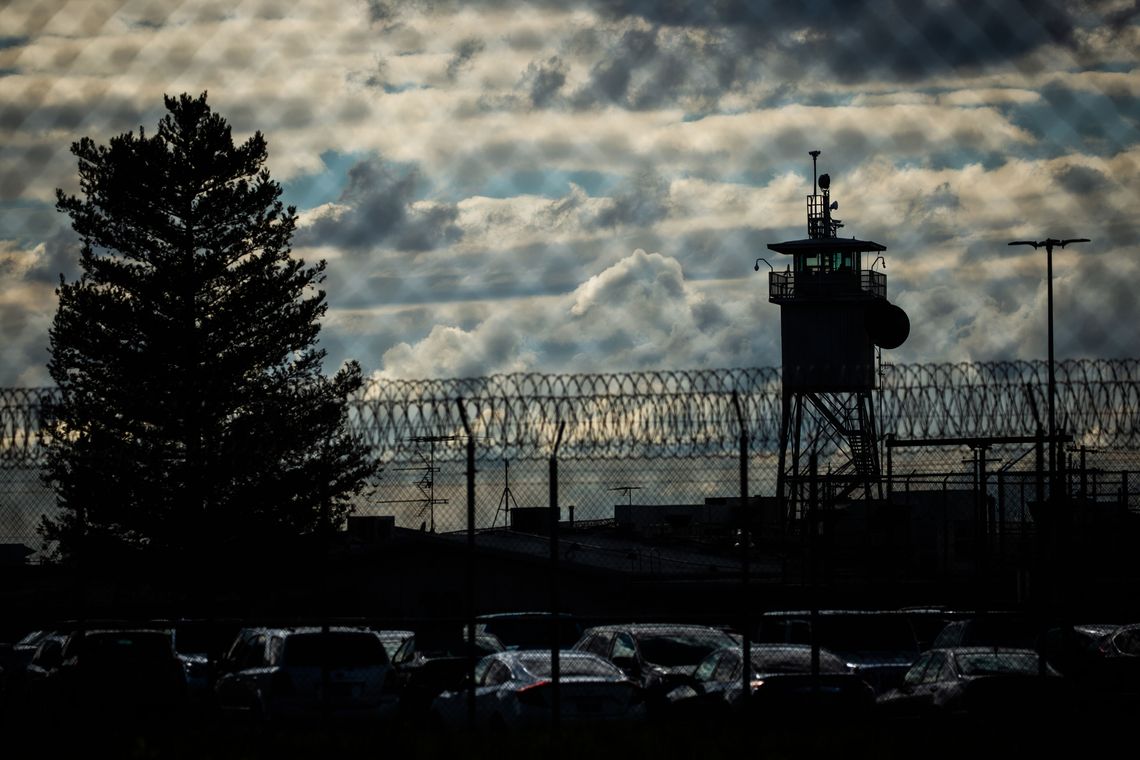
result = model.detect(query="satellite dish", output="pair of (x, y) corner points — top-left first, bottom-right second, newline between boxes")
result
(818, 173), (830, 190)
(865, 300), (910, 350)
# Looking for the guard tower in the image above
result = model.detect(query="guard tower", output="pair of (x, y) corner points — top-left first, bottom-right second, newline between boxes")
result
(766, 151), (909, 526)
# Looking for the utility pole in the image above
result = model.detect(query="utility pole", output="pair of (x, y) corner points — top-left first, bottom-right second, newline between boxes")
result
(1007, 238), (1089, 499)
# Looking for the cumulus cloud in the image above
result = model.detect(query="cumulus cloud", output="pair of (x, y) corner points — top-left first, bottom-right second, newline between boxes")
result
(0, 236), (65, 386)
(375, 248), (769, 379)
(297, 157), (462, 254)
(18, 227), (81, 284)
(588, 169), (672, 229)
(446, 37), (485, 81)
(592, 0), (1083, 83)
(519, 55), (568, 108)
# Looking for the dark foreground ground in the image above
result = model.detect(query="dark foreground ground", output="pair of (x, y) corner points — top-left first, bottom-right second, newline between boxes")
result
(1, 710), (1125, 760)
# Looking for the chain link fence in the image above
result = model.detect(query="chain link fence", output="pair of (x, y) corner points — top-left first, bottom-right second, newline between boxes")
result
(3, 360), (1140, 739)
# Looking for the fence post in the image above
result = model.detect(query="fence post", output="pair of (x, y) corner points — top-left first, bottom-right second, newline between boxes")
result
(885, 434), (894, 501)
(1079, 446), (1088, 504)
(978, 445), (988, 581)
(941, 475), (950, 582)
(808, 452), (820, 708)
(732, 391), (751, 704)
(549, 419), (565, 733)
(320, 476), (331, 725)
(997, 471), (1005, 566)
(457, 398), (477, 730)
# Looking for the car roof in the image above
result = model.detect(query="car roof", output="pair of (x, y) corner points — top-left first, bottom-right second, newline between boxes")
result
(493, 648), (607, 660)
(743, 642), (843, 654)
(478, 611), (578, 620)
(1073, 624), (1121, 637)
(932, 646), (1042, 656)
(709, 642), (848, 659)
(75, 627), (174, 636)
(1108, 622), (1140, 633)
(582, 622), (731, 634)
(490, 649), (625, 674)
(236, 626), (381, 639)
(760, 609), (919, 616)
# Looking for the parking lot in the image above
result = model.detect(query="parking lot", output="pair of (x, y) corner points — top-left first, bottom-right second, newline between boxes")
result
(2, 611), (1136, 759)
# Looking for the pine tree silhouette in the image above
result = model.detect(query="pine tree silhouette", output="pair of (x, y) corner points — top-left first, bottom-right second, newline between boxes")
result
(42, 92), (378, 565)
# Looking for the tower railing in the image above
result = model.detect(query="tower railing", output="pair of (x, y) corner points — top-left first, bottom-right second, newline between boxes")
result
(768, 270), (886, 302)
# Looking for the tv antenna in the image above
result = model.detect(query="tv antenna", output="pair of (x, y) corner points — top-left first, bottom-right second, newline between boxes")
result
(492, 459), (520, 528)
(376, 435), (457, 532)
(609, 486), (642, 507)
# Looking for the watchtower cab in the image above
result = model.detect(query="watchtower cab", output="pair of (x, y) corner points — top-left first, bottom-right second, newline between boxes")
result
(766, 152), (906, 392)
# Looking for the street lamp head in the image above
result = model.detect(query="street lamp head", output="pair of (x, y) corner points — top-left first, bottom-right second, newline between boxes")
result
(1008, 238), (1090, 250)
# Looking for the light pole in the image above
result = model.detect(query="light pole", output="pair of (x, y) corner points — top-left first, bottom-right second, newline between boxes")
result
(1008, 237), (1089, 499)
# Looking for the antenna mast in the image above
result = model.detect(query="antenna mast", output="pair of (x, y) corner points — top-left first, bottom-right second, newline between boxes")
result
(493, 459), (519, 528)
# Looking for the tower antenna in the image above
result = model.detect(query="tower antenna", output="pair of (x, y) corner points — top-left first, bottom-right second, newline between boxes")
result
(493, 459), (519, 528)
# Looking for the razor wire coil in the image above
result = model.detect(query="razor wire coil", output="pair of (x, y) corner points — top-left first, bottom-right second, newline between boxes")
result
(2, 359), (1138, 466)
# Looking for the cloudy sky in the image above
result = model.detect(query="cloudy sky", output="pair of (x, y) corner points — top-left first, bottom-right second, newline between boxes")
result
(1, 0), (1137, 387)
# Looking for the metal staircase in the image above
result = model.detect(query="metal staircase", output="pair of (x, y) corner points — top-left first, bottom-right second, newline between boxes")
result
(804, 392), (881, 501)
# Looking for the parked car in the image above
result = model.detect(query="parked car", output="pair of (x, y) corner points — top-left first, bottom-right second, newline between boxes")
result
(53, 627), (188, 718)
(476, 612), (583, 651)
(11, 629), (53, 669)
(876, 647), (1067, 718)
(1037, 622), (1120, 677)
(666, 643), (875, 720)
(169, 619), (242, 705)
(391, 625), (505, 668)
(572, 623), (738, 712)
(387, 625), (505, 722)
(754, 610), (923, 694)
(214, 626), (397, 724)
(1059, 622), (1140, 710)
(931, 612), (1046, 650)
(430, 649), (645, 730)
(2, 629), (62, 708)
(900, 606), (964, 651)
(23, 632), (69, 708)
(374, 629), (414, 660)
(1092, 622), (1140, 658)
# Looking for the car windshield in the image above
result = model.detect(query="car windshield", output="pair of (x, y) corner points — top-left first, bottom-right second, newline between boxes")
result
(957, 651), (1042, 676)
(518, 654), (621, 679)
(284, 632), (387, 667)
(636, 630), (736, 667)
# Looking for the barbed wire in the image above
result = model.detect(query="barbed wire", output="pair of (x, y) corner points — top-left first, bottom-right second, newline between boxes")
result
(2, 359), (1138, 467)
